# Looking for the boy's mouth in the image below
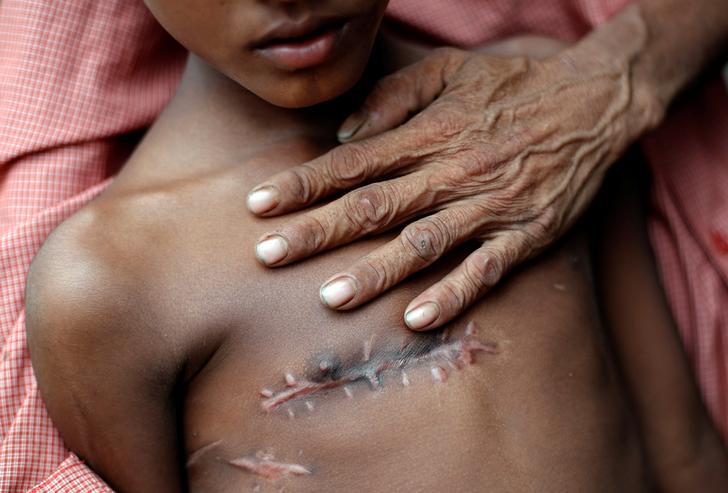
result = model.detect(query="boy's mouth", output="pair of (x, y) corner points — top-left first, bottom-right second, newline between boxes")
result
(252, 17), (349, 71)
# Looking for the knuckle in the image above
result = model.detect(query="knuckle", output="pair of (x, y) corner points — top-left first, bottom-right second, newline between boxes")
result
(325, 144), (372, 186)
(401, 217), (448, 263)
(424, 172), (453, 199)
(525, 206), (558, 245)
(458, 151), (495, 180)
(343, 184), (394, 233)
(294, 214), (328, 253)
(467, 249), (504, 289)
(415, 105), (463, 142)
(284, 166), (315, 205)
(430, 47), (467, 74)
(358, 256), (390, 293)
(427, 163), (473, 194)
(439, 279), (469, 314)
(526, 221), (549, 244)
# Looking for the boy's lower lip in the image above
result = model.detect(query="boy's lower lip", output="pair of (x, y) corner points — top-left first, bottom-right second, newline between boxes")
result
(255, 23), (346, 71)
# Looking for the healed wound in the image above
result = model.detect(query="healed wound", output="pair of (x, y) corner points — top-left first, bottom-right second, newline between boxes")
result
(260, 321), (497, 414)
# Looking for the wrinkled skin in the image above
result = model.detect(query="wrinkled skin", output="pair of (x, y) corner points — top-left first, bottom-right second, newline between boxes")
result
(247, 7), (661, 330)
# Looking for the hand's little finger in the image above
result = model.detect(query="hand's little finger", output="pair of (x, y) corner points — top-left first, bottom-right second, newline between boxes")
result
(319, 207), (480, 309)
(403, 231), (529, 331)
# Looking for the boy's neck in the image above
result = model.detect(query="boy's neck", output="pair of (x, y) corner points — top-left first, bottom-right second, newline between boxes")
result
(172, 33), (424, 149)
(111, 34), (427, 192)
(175, 42), (389, 145)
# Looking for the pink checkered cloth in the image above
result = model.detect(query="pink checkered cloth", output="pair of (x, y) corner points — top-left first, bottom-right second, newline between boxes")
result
(0, 0), (725, 490)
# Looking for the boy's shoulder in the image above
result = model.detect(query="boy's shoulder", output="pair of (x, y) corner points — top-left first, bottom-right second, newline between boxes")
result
(25, 185), (235, 377)
(25, 193), (183, 362)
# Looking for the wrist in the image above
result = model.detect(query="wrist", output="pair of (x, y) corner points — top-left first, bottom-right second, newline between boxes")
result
(559, 5), (665, 141)
(565, 0), (728, 141)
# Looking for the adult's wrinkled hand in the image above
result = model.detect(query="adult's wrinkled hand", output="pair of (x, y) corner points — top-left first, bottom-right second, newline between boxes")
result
(247, 20), (657, 331)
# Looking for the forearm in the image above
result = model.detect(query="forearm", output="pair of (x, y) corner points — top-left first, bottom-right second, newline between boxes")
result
(566, 0), (728, 137)
(636, 0), (728, 110)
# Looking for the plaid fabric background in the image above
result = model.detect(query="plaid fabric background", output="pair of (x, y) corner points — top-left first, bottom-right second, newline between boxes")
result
(0, 1), (185, 490)
(0, 0), (725, 490)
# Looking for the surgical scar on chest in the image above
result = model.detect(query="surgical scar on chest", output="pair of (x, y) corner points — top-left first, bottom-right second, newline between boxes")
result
(260, 321), (497, 415)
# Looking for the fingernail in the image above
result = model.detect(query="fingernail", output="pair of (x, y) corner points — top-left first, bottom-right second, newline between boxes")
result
(247, 186), (279, 214)
(404, 302), (440, 329)
(255, 235), (289, 265)
(320, 276), (357, 308)
(337, 114), (366, 142)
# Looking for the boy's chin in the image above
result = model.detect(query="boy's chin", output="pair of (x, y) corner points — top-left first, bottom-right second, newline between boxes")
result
(250, 67), (365, 109)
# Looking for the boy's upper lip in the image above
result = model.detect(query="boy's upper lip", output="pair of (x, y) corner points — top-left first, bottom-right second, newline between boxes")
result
(251, 15), (349, 49)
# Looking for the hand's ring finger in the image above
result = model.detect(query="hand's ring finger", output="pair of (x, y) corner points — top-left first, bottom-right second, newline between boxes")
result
(319, 206), (485, 309)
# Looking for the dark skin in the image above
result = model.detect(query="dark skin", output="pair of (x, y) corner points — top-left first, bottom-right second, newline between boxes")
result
(25, 4), (727, 492)
(28, 55), (643, 492)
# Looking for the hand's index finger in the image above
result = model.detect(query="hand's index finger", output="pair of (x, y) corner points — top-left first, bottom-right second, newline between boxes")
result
(246, 122), (433, 217)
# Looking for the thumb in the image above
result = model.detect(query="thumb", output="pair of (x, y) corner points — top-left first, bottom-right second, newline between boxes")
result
(337, 48), (463, 142)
